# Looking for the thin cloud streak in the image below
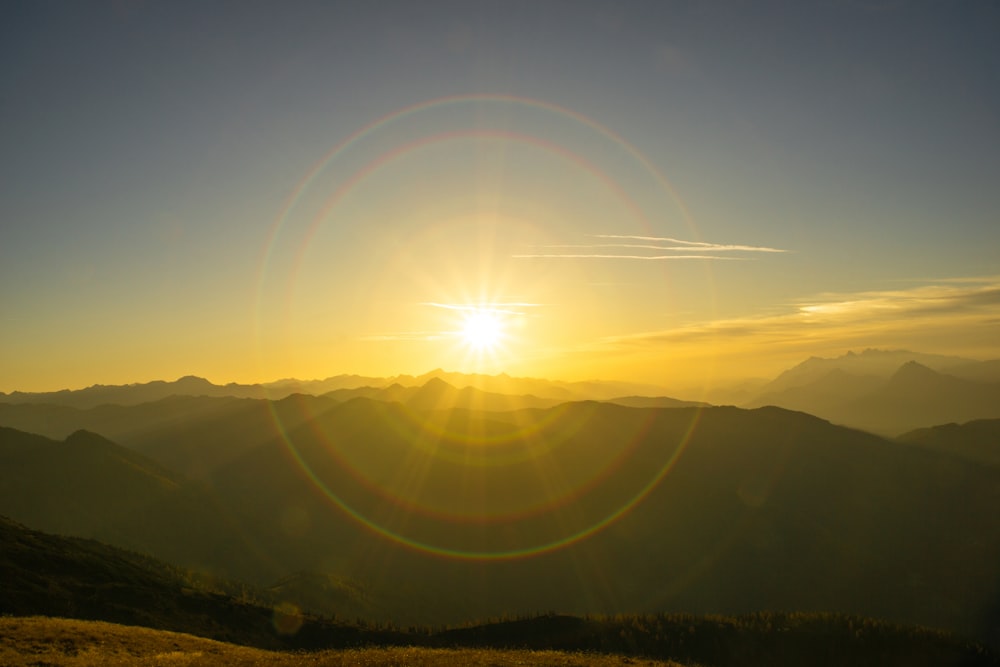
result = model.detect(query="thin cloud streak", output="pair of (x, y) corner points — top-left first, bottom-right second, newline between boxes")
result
(591, 234), (788, 253)
(514, 254), (744, 260)
(537, 243), (779, 252)
(515, 234), (787, 260)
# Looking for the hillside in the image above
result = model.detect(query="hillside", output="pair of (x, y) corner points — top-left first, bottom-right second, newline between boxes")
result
(3, 399), (1000, 648)
(898, 419), (1000, 467)
(0, 380), (701, 478)
(2, 518), (997, 665)
(208, 401), (1000, 644)
(0, 394), (339, 480)
(0, 516), (392, 650)
(0, 427), (257, 575)
(0, 618), (682, 667)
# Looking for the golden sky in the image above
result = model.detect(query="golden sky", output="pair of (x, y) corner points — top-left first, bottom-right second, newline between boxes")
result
(2, 3), (999, 393)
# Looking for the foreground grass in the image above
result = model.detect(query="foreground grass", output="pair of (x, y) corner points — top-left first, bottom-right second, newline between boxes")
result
(0, 617), (686, 666)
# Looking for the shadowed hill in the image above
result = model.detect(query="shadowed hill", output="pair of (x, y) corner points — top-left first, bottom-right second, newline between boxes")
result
(0, 516), (409, 650)
(0, 427), (260, 576)
(0, 382), (699, 480)
(898, 419), (1000, 467)
(0, 515), (285, 648)
(0, 394), (339, 480)
(207, 401), (1000, 645)
(3, 400), (1000, 648)
(2, 516), (997, 666)
(0, 395), (258, 444)
(604, 395), (711, 409)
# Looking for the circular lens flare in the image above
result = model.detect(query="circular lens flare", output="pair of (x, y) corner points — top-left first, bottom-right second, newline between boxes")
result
(254, 94), (711, 561)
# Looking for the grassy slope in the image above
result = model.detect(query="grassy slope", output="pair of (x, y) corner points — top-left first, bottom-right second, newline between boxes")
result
(4, 513), (998, 665)
(0, 617), (684, 667)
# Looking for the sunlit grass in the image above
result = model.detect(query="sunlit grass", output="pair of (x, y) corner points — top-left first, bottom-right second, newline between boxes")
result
(0, 617), (686, 667)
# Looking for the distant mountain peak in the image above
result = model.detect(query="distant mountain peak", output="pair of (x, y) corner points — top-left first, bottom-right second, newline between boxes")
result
(174, 375), (212, 386)
(889, 360), (941, 383)
(419, 376), (455, 391)
(65, 429), (105, 444)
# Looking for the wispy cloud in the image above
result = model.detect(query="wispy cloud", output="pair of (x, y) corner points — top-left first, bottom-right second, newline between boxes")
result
(514, 234), (788, 260)
(512, 253), (743, 260)
(589, 277), (1000, 354)
(591, 235), (788, 253)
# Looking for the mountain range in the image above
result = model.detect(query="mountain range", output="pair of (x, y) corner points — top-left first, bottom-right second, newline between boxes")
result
(2, 397), (999, 646)
(3, 350), (1000, 651)
(0, 370), (672, 409)
(746, 350), (1000, 434)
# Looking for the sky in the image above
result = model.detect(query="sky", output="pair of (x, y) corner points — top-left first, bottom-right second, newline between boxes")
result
(2, 0), (999, 394)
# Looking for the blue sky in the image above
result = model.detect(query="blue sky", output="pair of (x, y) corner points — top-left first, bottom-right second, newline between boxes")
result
(2, 1), (999, 391)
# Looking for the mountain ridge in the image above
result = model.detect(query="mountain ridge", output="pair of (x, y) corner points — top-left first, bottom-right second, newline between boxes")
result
(0, 371), (673, 409)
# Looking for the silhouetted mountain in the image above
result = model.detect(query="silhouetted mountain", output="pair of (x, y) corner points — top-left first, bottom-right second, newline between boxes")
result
(746, 368), (882, 414)
(0, 371), (674, 410)
(0, 376), (271, 409)
(0, 395), (253, 442)
(130, 393), (340, 479)
(390, 370), (670, 401)
(0, 515), (411, 650)
(407, 378), (567, 412)
(898, 419), (1000, 467)
(602, 395), (710, 409)
(836, 362), (1000, 434)
(0, 394), (339, 480)
(0, 427), (255, 575)
(261, 374), (391, 395)
(204, 401), (1000, 646)
(760, 349), (973, 394)
(746, 352), (1000, 435)
(324, 381), (703, 411)
(5, 399), (1000, 648)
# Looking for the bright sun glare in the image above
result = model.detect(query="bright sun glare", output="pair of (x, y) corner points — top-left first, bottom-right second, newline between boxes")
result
(461, 310), (504, 350)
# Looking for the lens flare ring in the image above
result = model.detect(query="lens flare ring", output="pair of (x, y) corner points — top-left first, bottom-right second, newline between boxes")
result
(256, 94), (708, 560)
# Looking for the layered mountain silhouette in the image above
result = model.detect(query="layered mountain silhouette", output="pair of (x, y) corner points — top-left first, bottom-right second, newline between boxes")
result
(7, 349), (999, 437)
(0, 370), (669, 409)
(0, 427), (257, 576)
(3, 397), (999, 647)
(746, 350), (1000, 434)
(4, 354), (1000, 650)
(898, 419), (1000, 467)
(0, 378), (705, 478)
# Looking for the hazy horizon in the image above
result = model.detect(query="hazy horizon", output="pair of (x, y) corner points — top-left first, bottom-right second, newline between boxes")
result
(1, 344), (995, 396)
(3, 2), (998, 394)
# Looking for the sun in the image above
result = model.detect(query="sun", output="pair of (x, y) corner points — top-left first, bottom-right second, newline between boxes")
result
(461, 310), (504, 350)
